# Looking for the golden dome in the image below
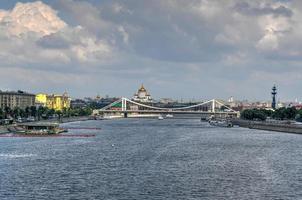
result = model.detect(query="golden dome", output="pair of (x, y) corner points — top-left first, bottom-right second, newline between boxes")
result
(138, 84), (147, 92)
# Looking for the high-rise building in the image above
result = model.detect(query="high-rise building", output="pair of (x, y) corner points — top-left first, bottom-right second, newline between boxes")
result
(0, 90), (35, 109)
(35, 92), (71, 111)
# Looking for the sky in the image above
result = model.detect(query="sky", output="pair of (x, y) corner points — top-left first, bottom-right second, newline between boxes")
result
(0, 0), (301, 101)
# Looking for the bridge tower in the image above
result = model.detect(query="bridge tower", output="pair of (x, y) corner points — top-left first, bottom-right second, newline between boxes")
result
(271, 85), (277, 110)
(121, 98), (128, 118)
(212, 99), (215, 113)
(121, 98), (127, 111)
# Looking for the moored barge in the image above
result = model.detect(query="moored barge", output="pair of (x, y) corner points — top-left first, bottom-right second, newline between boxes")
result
(8, 123), (67, 135)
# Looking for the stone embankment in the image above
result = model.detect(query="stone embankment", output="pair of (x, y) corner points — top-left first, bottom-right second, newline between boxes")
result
(232, 119), (302, 134)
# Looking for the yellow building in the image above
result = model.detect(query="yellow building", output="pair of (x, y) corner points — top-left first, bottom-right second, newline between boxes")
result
(36, 94), (47, 106)
(35, 92), (71, 111)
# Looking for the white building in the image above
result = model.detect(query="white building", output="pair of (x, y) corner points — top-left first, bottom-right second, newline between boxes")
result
(132, 84), (153, 103)
(0, 90), (35, 109)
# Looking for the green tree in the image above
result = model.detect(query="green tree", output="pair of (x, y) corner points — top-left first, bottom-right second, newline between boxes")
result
(12, 107), (21, 119)
(37, 106), (48, 120)
(62, 107), (71, 117)
(55, 110), (63, 122)
(0, 108), (4, 119)
(47, 109), (55, 118)
(25, 107), (31, 117)
(30, 106), (37, 118)
(4, 106), (12, 118)
(241, 109), (268, 121)
(284, 107), (297, 119)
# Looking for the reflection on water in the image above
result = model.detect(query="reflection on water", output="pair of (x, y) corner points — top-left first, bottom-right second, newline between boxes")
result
(1, 118), (302, 200)
(0, 153), (37, 159)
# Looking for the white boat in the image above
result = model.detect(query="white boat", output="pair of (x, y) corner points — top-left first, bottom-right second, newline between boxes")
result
(158, 115), (164, 120)
(209, 120), (233, 128)
(166, 114), (174, 118)
(103, 115), (123, 119)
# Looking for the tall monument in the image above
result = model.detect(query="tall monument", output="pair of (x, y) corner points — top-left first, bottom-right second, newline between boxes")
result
(271, 85), (277, 109)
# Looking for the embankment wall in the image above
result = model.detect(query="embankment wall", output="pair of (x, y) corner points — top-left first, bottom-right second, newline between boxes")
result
(232, 119), (302, 134)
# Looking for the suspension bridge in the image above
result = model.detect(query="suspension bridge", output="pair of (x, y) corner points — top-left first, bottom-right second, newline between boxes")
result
(94, 97), (239, 119)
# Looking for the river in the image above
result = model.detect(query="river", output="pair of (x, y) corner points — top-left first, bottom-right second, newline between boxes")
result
(0, 118), (302, 199)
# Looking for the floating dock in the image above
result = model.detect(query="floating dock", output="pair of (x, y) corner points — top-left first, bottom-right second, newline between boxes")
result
(0, 134), (95, 138)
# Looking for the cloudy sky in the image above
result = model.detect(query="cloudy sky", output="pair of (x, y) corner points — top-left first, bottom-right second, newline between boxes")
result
(0, 0), (301, 101)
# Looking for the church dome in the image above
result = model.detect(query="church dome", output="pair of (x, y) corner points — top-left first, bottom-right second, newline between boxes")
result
(132, 84), (153, 103)
(138, 84), (146, 92)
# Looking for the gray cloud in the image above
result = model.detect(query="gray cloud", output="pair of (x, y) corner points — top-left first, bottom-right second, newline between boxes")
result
(37, 33), (71, 49)
(0, 0), (302, 101)
(234, 2), (293, 17)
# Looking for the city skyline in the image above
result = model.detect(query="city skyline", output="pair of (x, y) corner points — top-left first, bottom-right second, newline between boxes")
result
(0, 0), (301, 101)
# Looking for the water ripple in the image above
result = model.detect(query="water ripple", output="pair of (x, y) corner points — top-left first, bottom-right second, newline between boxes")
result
(0, 119), (302, 199)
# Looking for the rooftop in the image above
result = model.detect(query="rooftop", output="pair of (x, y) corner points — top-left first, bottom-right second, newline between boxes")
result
(19, 122), (60, 127)
(0, 90), (35, 96)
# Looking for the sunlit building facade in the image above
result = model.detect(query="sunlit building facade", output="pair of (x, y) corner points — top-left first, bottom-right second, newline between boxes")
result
(35, 92), (71, 111)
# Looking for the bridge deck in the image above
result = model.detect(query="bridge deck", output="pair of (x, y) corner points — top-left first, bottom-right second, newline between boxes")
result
(98, 110), (238, 115)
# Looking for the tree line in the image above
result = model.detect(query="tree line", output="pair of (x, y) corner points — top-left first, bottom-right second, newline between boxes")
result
(0, 106), (92, 120)
(241, 107), (302, 121)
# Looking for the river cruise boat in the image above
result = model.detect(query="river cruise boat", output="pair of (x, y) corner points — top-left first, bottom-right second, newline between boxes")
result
(8, 123), (66, 135)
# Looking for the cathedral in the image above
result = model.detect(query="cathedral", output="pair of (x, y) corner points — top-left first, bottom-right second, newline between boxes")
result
(132, 84), (153, 103)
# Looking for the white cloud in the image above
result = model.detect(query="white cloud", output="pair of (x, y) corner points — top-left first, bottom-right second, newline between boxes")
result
(112, 2), (132, 15)
(193, 0), (224, 19)
(0, 1), (66, 37)
(0, 1), (114, 68)
(117, 25), (129, 44)
(71, 37), (111, 62)
(256, 15), (291, 51)
(0, 10), (8, 20)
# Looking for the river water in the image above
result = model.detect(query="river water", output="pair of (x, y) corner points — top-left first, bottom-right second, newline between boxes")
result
(0, 119), (302, 200)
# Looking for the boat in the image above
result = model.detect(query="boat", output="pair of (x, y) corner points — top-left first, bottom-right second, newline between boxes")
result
(89, 115), (106, 120)
(166, 114), (174, 118)
(208, 119), (233, 128)
(96, 116), (107, 120)
(103, 115), (123, 119)
(158, 115), (164, 120)
(8, 123), (67, 135)
(88, 115), (97, 120)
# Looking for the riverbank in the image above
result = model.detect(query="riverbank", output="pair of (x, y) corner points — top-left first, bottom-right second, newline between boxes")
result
(0, 126), (9, 134)
(43, 116), (90, 123)
(232, 119), (302, 134)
